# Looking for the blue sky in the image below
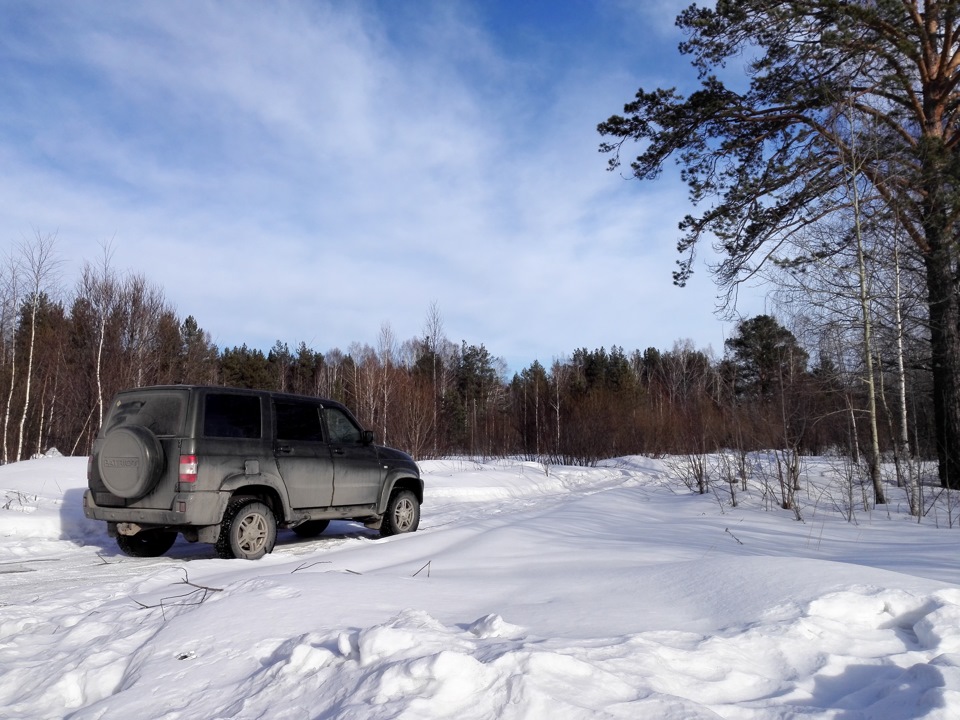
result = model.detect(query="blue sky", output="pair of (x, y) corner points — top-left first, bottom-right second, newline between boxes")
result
(0, 0), (767, 372)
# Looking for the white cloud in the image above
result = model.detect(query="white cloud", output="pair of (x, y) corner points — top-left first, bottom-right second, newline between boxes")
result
(0, 0), (766, 372)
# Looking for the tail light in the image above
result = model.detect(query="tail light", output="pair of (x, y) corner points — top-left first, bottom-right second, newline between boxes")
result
(179, 455), (198, 483)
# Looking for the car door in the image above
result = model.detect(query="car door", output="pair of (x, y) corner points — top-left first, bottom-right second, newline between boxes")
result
(273, 399), (335, 509)
(324, 406), (383, 506)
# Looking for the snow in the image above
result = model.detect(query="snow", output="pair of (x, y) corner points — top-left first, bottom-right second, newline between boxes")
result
(2, 454), (960, 718)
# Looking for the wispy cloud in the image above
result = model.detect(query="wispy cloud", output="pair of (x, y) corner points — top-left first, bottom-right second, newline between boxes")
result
(0, 1), (763, 371)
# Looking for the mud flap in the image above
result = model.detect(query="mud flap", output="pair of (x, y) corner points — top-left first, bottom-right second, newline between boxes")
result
(197, 525), (220, 543)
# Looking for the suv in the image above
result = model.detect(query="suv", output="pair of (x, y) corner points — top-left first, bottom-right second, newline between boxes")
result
(83, 385), (423, 560)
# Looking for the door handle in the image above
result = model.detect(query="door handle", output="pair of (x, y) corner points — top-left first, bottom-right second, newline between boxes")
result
(276, 444), (292, 455)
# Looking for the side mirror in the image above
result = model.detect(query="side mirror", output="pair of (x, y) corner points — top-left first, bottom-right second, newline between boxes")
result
(362, 430), (375, 445)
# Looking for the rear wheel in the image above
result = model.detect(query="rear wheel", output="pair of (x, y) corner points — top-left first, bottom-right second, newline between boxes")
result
(216, 499), (277, 560)
(116, 529), (177, 558)
(292, 519), (330, 538)
(380, 489), (420, 537)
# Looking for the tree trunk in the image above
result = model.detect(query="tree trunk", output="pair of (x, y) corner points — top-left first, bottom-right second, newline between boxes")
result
(917, 130), (960, 489)
(893, 240), (920, 514)
(2, 313), (16, 464)
(845, 135), (885, 505)
(15, 292), (38, 462)
(924, 235), (960, 489)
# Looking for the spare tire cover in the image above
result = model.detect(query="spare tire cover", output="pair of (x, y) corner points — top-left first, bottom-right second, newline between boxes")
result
(98, 426), (164, 499)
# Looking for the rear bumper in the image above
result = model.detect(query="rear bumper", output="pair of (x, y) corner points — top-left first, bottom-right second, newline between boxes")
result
(83, 489), (224, 527)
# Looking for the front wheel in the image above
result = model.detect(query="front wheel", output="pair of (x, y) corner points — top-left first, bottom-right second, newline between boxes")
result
(216, 499), (277, 560)
(117, 529), (177, 558)
(380, 489), (420, 538)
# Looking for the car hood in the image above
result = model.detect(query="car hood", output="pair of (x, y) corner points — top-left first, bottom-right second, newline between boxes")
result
(376, 445), (419, 474)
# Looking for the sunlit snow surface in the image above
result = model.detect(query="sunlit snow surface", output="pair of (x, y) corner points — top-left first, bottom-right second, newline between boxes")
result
(2, 455), (960, 719)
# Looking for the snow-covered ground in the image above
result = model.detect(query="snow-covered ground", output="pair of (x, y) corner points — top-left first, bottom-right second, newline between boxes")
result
(2, 453), (960, 719)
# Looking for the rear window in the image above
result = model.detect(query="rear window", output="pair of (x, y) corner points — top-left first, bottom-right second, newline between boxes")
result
(104, 392), (186, 436)
(204, 393), (262, 439)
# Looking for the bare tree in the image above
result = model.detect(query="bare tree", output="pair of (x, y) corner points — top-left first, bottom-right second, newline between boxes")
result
(0, 249), (22, 463)
(118, 273), (174, 388)
(377, 322), (398, 443)
(421, 301), (446, 456)
(15, 232), (61, 461)
(889, 237), (921, 515)
(842, 116), (885, 505)
(77, 240), (118, 429)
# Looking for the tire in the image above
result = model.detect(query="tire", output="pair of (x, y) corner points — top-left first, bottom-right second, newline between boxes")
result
(292, 519), (330, 538)
(380, 489), (420, 538)
(98, 426), (164, 500)
(216, 499), (277, 560)
(116, 530), (177, 558)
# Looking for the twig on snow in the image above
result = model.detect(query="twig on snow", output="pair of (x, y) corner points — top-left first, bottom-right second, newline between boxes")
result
(132, 568), (222, 620)
(725, 528), (744, 545)
(291, 560), (332, 573)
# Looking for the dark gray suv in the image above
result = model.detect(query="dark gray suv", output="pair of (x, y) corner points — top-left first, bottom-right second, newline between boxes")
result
(83, 385), (423, 559)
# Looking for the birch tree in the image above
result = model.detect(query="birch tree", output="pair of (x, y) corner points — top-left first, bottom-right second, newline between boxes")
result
(77, 241), (118, 430)
(15, 232), (60, 461)
(0, 250), (21, 463)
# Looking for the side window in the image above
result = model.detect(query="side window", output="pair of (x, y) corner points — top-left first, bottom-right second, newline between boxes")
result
(204, 394), (262, 439)
(325, 407), (362, 444)
(275, 401), (324, 442)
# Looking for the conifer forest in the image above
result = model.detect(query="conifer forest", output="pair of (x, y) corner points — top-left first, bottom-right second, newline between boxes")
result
(0, 233), (934, 495)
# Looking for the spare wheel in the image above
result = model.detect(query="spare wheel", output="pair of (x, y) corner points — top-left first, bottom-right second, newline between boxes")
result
(98, 425), (164, 499)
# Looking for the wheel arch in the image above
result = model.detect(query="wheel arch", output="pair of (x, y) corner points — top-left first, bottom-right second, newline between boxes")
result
(219, 474), (291, 521)
(220, 480), (287, 522)
(377, 474), (424, 514)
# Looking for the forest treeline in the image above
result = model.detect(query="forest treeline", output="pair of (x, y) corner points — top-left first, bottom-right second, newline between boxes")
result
(0, 236), (935, 473)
